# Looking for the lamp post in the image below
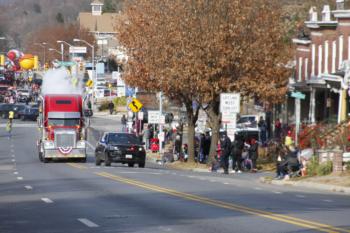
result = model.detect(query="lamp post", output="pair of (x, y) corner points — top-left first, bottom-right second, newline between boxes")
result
(74, 38), (96, 110)
(48, 48), (63, 62)
(34, 42), (47, 69)
(57, 40), (74, 62)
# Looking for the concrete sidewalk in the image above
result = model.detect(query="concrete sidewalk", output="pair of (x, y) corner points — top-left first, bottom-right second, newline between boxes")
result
(260, 176), (350, 195)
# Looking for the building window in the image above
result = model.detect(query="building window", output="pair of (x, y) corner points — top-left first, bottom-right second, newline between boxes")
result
(298, 57), (302, 81)
(93, 6), (101, 12)
(318, 45), (322, 76)
(311, 44), (316, 76)
(339, 35), (343, 69)
(305, 58), (309, 80)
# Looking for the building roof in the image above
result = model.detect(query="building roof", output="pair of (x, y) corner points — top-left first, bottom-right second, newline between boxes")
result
(79, 12), (117, 33)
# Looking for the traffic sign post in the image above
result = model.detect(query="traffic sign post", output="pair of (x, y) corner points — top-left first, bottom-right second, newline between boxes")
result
(220, 93), (240, 113)
(220, 93), (240, 140)
(86, 79), (93, 88)
(128, 98), (143, 113)
(148, 111), (160, 124)
(291, 91), (304, 146)
(291, 91), (305, 100)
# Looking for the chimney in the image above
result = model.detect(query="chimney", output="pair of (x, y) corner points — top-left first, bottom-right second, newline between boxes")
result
(309, 7), (318, 21)
(336, 0), (345, 10)
(322, 5), (331, 21)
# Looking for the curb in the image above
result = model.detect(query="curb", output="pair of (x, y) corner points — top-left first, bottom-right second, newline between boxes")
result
(260, 177), (350, 195)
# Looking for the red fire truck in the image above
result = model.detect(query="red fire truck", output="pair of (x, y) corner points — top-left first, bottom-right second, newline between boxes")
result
(37, 94), (87, 163)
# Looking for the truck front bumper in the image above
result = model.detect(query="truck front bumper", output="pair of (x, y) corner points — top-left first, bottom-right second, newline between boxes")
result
(44, 148), (86, 158)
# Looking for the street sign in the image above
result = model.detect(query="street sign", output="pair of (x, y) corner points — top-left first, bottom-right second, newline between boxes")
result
(220, 93), (240, 113)
(221, 111), (236, 124)
(158, 132), (165, 141)
(69, 46), (87, 54)
(138, 111), (144, 120)
(117, 86), (126, 97)
(148, 111), (160, 124)
(159, 115), (166, 124)
(291, 91), (305, 100)
(86, 79), (93, 88)
(128, 98), (143, 113)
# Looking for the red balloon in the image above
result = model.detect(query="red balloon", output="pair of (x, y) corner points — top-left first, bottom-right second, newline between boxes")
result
(7, 51), (16, 61)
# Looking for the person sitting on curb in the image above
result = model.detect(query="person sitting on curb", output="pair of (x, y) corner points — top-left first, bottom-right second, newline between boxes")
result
(275, 144), (300, 180)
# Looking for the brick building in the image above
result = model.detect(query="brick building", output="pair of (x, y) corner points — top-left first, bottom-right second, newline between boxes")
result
(292, 0), (350, 124)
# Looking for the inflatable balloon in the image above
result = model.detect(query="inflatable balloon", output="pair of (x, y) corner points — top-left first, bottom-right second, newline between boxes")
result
(19, 54), (34, 70)
(7, 51), (16, 61)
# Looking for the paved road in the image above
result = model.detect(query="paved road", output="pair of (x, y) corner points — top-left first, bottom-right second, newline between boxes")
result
(0, 119), (350, 233)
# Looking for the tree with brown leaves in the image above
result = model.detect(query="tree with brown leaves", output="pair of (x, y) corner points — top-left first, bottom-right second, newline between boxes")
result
(24, 24), (95, 64)
(116, 0), (290, 163)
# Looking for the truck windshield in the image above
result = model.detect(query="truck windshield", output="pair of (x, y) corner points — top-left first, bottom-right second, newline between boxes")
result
(48, 118), (80, 127)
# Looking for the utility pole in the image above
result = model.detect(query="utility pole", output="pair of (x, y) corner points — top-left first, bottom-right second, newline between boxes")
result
(159, 91), (163, 154)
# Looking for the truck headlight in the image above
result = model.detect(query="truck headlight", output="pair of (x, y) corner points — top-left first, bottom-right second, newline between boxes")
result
(77, 140), (86, 148)
(44, 141), (54, 149)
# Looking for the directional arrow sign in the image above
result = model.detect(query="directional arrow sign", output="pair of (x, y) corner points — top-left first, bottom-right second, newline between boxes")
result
(128, 98), (143, 113)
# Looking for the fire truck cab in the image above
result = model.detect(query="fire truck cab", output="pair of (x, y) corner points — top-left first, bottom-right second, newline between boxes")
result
(37, 94), (87, 163)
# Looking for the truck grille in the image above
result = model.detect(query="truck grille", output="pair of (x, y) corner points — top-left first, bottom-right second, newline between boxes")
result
(55, 130), (76, 148)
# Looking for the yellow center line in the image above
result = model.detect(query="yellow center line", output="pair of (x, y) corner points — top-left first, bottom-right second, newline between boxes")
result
(95, 172), (349, 233)
(66, 163), (87, 170)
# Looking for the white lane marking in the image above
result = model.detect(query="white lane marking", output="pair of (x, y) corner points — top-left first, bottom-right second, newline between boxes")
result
(188, 176), (195, 178)
(78, 218), (99, 228)
(323, 199), (334, 203)
(274, 191), (282, 194)
(24, 185), (33, 190)
(13, 171), (18, 175)
(86, 141), (96, 150)
(171, 173), (177, 175)
(210, 180), (216, 182)
(224, 182), (230, 185)
(296, 195), (305, 198)
(11, 159), (15, 162)
(254, 187), (262, 190)
(41, 198), (53, 203)
(17, 177), (23, 180)
(198, 178), (206, 180)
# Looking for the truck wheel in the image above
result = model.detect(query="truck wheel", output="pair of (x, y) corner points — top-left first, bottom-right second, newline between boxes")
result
(138, 161), (145, 168)
(39, 152), (43, 162)
(105, 155), (111, 167)
(128, 163), (134, 167)
(80, 157), (87, 163)
(95, 156), (101, 166)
